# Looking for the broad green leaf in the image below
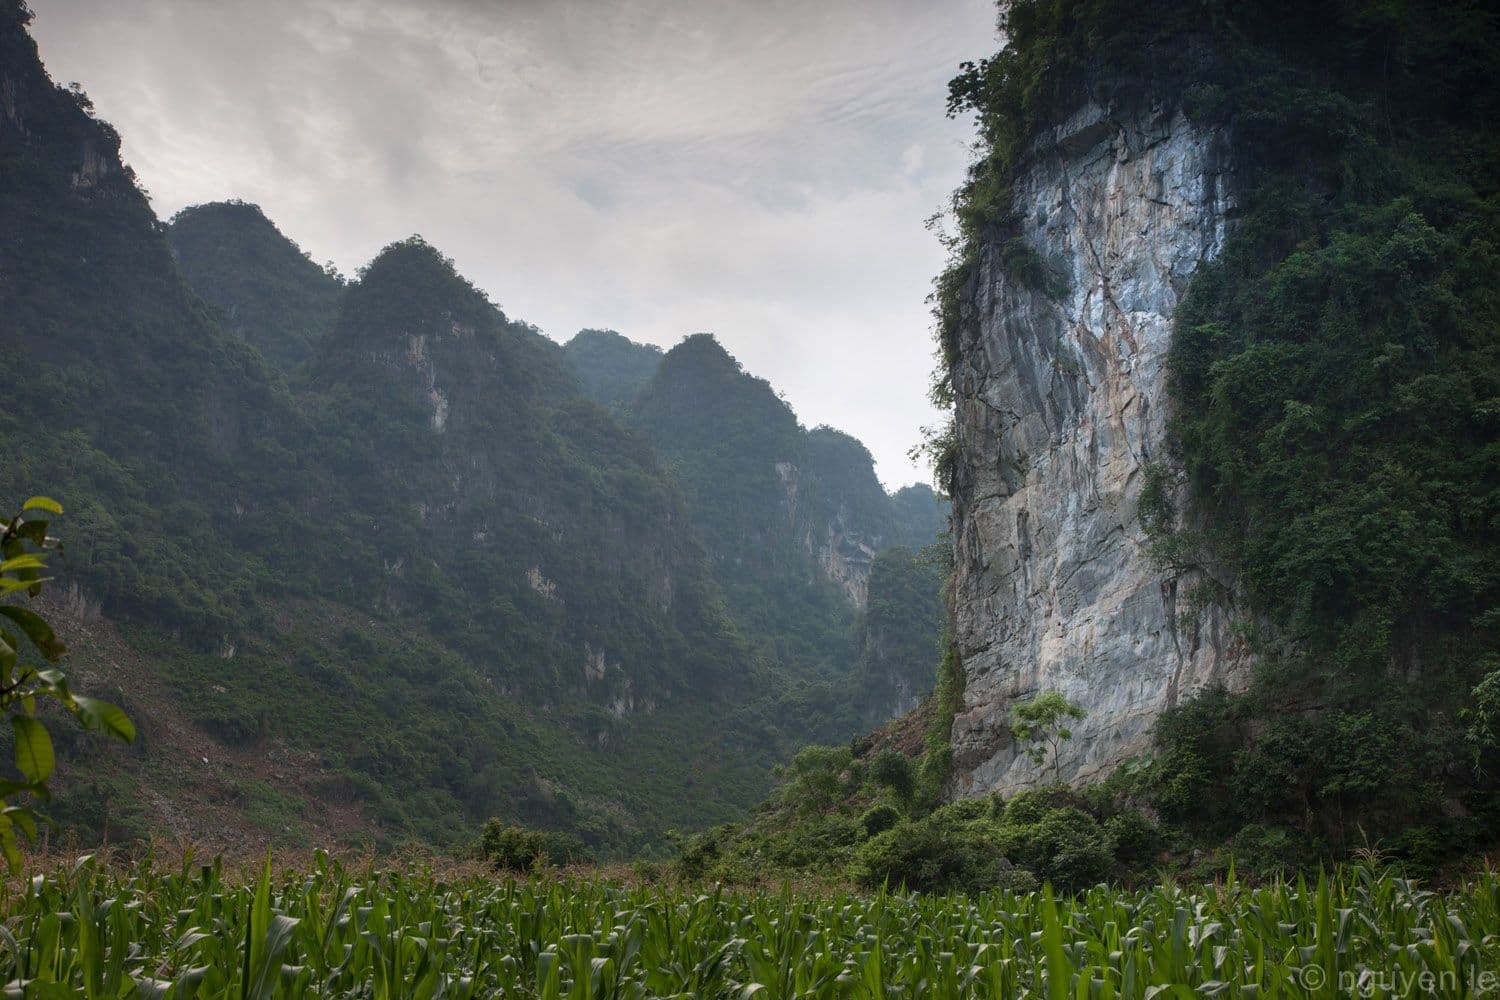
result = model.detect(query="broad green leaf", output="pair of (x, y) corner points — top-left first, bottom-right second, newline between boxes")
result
(11, 715), (54, 783)
(3, 805), (38, 841)
(0, 779), (42, 798)
(0, 813), (19, 873)
(0, 604), (66, 659)
(72, 696), (136, 742)
(0, 554), (48, 573)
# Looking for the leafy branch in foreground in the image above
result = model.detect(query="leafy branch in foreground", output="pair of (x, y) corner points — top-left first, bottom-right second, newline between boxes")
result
(0, 497), (134, 870)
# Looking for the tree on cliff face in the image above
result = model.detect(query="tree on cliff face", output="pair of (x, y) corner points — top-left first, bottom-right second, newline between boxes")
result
(1011, 692), (1085, 785)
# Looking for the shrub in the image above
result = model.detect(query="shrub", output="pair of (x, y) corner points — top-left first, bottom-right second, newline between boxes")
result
(537, 830), (590, 867)
(929, 796), (991, 824)
(775, 745), (859, 814)
(1228, 825), (1320, 881)
(995, 806), (1115, 893)
(198, 708), (264, 747)
(851, 817), (1011, 895)
(997, 867), (1038, 894)
(1001, 785), (1089, 826)
(480, 820), (589, 872)
(861, 802), (902, 837)
(764, 814), (864, 869)
(868, 749), (918, 804)
(675, 823), (736, 880)
(1148, 688), (1238, 828)
(1103, 809), (1161, 868)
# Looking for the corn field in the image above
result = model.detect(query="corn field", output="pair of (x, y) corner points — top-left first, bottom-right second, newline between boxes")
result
(2, 854), (1497, 998)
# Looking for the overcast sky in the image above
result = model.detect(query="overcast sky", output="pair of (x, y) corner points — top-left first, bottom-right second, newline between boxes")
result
(30, 0), (996, 488)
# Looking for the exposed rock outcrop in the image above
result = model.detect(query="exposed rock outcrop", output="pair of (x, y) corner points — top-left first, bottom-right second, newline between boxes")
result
(777, 457), (882, 607)
(947, 103), (1252, 795)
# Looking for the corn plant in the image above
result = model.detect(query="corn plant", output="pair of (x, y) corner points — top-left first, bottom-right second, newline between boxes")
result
(2, 853), (1497, 997)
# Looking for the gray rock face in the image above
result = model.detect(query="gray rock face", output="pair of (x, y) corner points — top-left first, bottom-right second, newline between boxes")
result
(947, 103), (1252, 796)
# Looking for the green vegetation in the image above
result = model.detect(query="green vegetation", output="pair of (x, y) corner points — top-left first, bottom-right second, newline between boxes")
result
(561, 330), (951, 729)
(675, 723), (1163, 895)
(563, 329), (664, 412)
(918, 632), (965, 810)
(0, 59), (771, 845)
(625, 334), (946, 743)
(1, 4), (951, 859)
(1009, 693), (1085, 783)
(937, 0), (1500, 868)
(1157, 0), (1499, 868)
(480, 820), (590, 872)
(857, 546), (945, 722)
(887, 483), (948, 550)
(168, 201), (343, 370)
(4, 854), (1497, 996)
(0, 500), (133, 869)
(629, 335), (859, 684)
(1154, 0), (1500, 863)
(561, 329), (952, 736)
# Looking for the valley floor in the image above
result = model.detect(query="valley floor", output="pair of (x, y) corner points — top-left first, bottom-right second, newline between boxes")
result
(3, 853), (1498, 996)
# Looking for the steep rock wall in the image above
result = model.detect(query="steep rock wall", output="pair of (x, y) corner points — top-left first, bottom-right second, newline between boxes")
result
(947, 103), (1251, 795)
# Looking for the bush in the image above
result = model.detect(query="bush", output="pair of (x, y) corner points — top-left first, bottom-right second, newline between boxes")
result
(995, 806), (1115, 893)
(929, 796), (991, 824)
(537, 830), (590, 866)
(997, 866), (1037, 895)
(1001, 785), (1089, 826)
(851, 817), (1013, 895)
(1228, 825), (1320, 881)
(675, 824), (736, 880)
(868, 749), (917, 804)
(1103, 809), (1161, 868)
(764, 814), (864, 869)
(861, 802), (902, 837)
(198, 708), (264, 747)
(776, 745), (859, 814)
(480, 820), (589, 872)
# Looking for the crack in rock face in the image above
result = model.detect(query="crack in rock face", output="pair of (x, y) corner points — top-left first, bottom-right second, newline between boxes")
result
(947, 103), (1253, 797)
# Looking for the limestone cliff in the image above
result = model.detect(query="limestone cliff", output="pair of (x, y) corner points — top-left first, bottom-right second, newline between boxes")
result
(946, 103), (1251, 795)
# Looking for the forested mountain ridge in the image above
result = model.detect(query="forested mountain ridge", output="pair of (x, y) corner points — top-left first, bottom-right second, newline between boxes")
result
(0, 3), (947, 854)
(300, 236), (737, 704)
(626, 334), (932, 697)
(168, 201), (343, 370)
(567, 329), (951, 603)
(167, 201), (953, 726)
(1, 0), (734, 848)
(563, 328), (664, 413)
(562, 328), (953, 725)
(888, 483), (948, 551)
(1, 0), (297, 650)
